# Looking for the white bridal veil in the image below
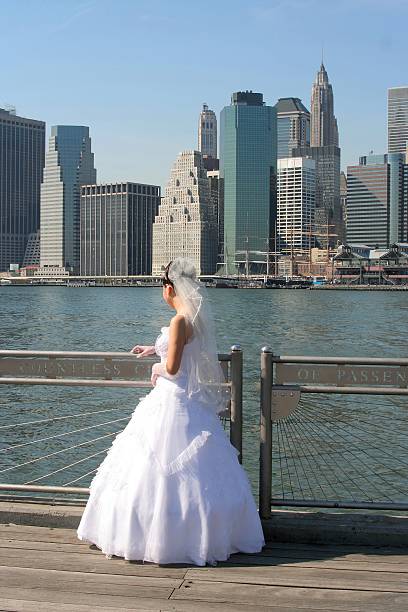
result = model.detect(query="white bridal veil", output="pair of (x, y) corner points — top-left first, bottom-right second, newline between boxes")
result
(166, 258), (229, 414)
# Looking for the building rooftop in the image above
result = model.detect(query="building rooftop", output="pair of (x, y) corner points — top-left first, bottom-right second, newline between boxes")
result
(275, 97), (309, 115)
(231, 91), (264, 106)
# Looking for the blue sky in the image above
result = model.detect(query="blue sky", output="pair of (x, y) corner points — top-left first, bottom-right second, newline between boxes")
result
(1, 0), (407, 187)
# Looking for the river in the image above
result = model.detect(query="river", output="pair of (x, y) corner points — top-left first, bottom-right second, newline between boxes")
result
(1, 286), (407, 507)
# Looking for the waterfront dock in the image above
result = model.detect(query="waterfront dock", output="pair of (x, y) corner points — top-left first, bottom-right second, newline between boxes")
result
(1, 516), (408, 611)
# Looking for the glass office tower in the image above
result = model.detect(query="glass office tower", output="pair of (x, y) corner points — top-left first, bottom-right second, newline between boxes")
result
(220, 91), (277, 274)
(0, 107), (45, 271)
(40, 126), (96, 273)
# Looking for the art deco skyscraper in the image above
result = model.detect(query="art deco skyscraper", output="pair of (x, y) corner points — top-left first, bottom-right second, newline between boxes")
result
(40, 126), (96, 273)
(0, 107), (45, 271)
(152, 150), (217, 275)
(198, 104), (217, 159)
(310, 63), (338, 147)
(388, 87), (408, 155)
(294, 62), (342, 245)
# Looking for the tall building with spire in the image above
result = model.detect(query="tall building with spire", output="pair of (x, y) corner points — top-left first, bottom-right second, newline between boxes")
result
(294, 62), (343, 245)
(198, 103), (217, 159)
(310, 62), (339, 147)
(152, 150), (217, 275)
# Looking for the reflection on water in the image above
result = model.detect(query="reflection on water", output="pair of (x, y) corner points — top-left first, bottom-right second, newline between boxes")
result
(1, 287), (407, 503)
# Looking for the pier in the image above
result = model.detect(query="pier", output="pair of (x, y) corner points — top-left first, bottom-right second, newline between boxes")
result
(1, 348), (408, 609)
(2, 514), (408, 611)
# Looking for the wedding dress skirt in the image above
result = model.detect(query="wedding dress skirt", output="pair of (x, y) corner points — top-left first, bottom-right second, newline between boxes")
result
(77, 327), (265, 566)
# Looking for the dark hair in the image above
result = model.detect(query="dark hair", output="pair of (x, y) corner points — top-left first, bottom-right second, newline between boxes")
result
(162, 261), (174, 288)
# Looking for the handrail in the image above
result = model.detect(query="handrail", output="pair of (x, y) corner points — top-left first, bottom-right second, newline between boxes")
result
(0, 350), (231, 360)
(0, 346), (243, 497)
(259, 349), (408, 518)
(272, 355), (408, 366)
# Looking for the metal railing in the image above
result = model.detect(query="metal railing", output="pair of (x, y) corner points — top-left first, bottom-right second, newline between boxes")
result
(259, 348), (408, 519)
(0, 346), (242, 502)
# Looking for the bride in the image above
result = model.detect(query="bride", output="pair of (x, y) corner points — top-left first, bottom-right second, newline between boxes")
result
(77, 257), (265, 566)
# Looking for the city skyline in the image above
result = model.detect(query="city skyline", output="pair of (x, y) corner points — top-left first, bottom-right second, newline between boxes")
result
(1, 0), (407, 188)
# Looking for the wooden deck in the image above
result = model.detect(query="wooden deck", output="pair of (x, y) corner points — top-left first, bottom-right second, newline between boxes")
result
(1, 523), (408, 611)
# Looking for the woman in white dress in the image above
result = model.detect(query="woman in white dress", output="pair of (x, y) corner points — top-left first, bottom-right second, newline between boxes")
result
(77, 257), (265, 566)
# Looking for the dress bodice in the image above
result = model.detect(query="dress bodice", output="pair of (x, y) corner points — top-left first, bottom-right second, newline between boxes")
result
(154, 325), (198, 390)
(154, 326), (170, 359)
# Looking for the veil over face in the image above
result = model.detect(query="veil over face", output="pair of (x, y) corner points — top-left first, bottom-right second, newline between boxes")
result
(166, 258), (229, 413)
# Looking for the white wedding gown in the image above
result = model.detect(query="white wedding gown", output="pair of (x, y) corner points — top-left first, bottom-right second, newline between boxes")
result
(77, 325), (265, 565)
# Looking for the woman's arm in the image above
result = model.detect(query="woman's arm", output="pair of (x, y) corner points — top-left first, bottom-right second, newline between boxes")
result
(165, 314), (187, 375)
(150, 315), (186, 386)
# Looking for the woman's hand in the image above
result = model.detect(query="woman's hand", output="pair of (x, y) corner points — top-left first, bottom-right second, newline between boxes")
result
(130, 345), (155, 358)
(151, 362), (163, 386)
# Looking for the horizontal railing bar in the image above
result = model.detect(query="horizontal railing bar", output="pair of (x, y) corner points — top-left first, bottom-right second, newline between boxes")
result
(0, 378), (154, 388)
(273, 355), (408, 366)
(0, 350), (231, 361)
(0, 494), (88, 506)
(0, 483), (89, 494)
(0, 377), (231, 388)
(271, 498), (408, 511)
(298, 385), (408, 395)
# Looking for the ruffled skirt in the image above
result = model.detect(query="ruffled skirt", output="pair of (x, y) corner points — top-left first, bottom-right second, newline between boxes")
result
(77, 378), (265, 566)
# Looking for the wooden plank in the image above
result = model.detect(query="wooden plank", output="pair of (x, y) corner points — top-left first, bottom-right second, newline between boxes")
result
(0, 573), (172, 600)
(222, 552), (408, 573)
(0, 524), (84, 544)
(261, 544), (408, 564)
(0, 598), (157, 612)
(0, 588), (166, 610)
(0, 547), (188, 578)
(0, 565), (183, 589)
(171, 580), (408, 611)
(184, 565), (408, 592)
(259, 542), (408, 559)
(0, 537), (102, 556)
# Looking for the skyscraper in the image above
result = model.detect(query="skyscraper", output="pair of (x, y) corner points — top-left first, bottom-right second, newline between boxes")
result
(198, 104), (217, 159)
(40, 126), (96, 273)
(80, 182), (160, 276)
(220, 91), (277, 274)
(388, 87), (408, 155)
(0, 107), (45, 271)
(310, 63), (339, 147)
(340, 171), (347, 230)
(152, 150), (217, 275)
(275, 97), (310, 159)
(293, 62), (342, 244)
(346, 153), (408, 248)
(277, 157), (315, 255)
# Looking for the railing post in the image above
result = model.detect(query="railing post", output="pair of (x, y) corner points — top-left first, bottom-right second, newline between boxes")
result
(259, 346), (273, 520)
(230, 344), (243, 464)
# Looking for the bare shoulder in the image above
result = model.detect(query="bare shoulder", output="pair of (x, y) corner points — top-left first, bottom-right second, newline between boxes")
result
(169, 314), (187, 332)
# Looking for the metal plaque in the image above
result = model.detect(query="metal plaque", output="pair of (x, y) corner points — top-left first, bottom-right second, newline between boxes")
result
(0, 357), (154, 381)
(276, 363), (408, 389)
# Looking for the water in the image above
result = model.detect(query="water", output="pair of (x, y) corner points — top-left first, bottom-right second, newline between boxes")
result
(1, 286), (408, 507)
